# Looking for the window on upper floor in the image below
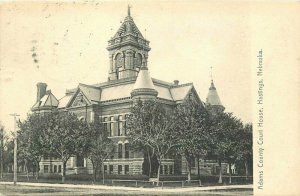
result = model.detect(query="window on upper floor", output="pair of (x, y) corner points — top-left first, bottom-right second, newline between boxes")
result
(118, 143), (123, 158)
(109, 116), (114, 136)
(124, 114), (129, 135)
(118, 115), (123, 136)
(124, 143), (129, 159)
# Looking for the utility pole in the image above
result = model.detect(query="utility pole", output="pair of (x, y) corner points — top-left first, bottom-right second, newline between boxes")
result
(0, 126), (4, 179)
(10, 113), (20, 186)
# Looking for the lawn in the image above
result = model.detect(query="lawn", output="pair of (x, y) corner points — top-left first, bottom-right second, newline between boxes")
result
(0, 173), (252, 186)
(0, 184), (253, 196)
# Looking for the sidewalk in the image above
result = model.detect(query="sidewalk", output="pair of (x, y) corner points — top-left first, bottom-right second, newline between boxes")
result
(0, 181), (253, 193)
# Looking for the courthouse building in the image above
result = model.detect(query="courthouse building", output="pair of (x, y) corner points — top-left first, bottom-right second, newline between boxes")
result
(31, 7), (226, 176)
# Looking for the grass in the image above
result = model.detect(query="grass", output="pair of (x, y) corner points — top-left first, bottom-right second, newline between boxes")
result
(0, 184), (71, 195)
(0, 184), (253, 196)
(0, 173), (253, 188)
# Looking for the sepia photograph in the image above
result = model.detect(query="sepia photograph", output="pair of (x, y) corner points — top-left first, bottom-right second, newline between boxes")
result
(0, 1), (299, 195)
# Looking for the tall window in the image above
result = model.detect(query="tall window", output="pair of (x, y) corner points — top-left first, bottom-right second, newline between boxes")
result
(134, 53), (142, 68)
(124, 143), (129, 158)
(118, 165), (122, 174)
(164, 165), (168, 175)
(169, 165), (173, 175)
(115, 53), (123, 68)
(191, 157), (196, 167)
(118, 115), (123, 136)
(124, 114), (128, 135)
(104, 165), (107, 174)
(103, 117), (108, 135)
(76, 154), (84, 167)
(125, 165), (129, 175)
(118, 144), (123, 158)
(44, 165), (49, 173)
(109, 165), (113, 174)
(54, 165), (57, 173)
(110, 116), (114, 136)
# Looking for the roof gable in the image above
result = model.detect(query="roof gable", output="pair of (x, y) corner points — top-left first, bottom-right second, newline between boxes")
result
(66, 84), (101, 108)
(170, 84), (193, 101)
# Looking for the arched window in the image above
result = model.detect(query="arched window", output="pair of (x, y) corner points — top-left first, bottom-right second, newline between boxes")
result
(134, 53), (142, 69)
(115, 53), (123, 68)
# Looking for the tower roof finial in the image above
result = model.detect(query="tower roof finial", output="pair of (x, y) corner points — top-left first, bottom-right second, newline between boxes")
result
(210, 66), (213, 82)
(209, 66), (216, 90)
(128, 5), (131, 16)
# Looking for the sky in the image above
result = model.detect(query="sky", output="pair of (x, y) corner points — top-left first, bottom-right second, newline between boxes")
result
(0, 1), (253, 133)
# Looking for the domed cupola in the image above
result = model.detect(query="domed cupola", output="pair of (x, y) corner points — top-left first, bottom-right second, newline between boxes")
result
(131, 64), (158, 100)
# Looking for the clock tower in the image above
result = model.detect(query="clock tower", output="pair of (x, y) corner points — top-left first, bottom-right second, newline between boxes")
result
(107, 6), (150, 81)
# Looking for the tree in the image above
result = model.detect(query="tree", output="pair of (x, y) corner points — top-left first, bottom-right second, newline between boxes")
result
(209, 111), (242, 184)
(44, 110), (89, 183)
(223, 115), (243, 184)
(0, 123), (4, 178)
(173, 96), (210, 182)
(18, 113), (50, 180)
(236, 123), (252, 180)
(3, 139), (14, 173)
(126, 100), (154, 178)
(127, 100), (177, 184)
(86, 122), (114, 182)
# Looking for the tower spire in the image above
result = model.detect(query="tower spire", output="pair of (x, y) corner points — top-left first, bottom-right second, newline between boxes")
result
(209, 66), (216, 90)
(210, 66), (213, 82)
(107, 5), (150, 81)
(128, 5), (131, 16)
(206, 66), (224, 112)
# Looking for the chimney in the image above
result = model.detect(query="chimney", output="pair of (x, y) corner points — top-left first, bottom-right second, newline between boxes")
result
(173, 80), (179, 86)
(36, 82), (47, 102)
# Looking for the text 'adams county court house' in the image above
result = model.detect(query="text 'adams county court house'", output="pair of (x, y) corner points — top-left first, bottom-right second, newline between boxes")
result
(31, 7), (227, 176)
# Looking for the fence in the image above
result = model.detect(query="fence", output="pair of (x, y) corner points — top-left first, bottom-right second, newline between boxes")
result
(110, 179), (202, 188)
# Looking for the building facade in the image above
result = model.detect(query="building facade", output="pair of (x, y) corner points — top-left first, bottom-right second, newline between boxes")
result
(31, 7), (228, 176)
